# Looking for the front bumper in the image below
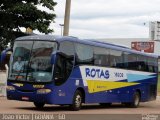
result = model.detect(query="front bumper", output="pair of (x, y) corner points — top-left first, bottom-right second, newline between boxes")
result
(7, 90), (54, 104)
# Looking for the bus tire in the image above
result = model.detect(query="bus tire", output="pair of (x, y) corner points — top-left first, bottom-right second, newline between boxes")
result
(34, 102), (45, 109)
(70, 90), (82, 111)
(125, 91), (140, 108)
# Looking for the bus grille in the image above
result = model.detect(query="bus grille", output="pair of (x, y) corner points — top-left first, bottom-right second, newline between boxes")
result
(17, 89), (35, 93)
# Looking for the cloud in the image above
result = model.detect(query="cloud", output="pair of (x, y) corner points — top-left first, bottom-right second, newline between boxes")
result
(47, 0), (160, 38)
(69, 0), (160, 19)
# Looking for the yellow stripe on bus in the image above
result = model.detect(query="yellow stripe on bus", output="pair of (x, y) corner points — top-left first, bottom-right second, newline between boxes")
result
(87, 80), (139, 93)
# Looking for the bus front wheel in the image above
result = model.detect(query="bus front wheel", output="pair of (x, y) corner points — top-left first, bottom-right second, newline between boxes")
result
(70, 90), (82, 111)
(34, 102), (45, 109)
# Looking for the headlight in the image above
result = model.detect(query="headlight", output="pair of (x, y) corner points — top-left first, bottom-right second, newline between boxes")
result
(6, 86), (15, 91)
(37, 89), (51, 94)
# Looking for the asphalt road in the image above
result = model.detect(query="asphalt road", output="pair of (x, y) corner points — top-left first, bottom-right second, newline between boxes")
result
(0, 97), (160, 114)
(0, 97), (160, 120)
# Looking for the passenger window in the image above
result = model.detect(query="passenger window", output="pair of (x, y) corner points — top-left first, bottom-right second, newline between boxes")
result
(75, 44), (94, 65)
(124, 52), (137, 70)
(94, 47), (110, 66)
(148, 57), (157, 73)
(136, 55), (147, 71)
(110, 49), (123, 68)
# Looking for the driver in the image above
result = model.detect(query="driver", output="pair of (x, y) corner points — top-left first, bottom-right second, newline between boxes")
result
(13, 56), (25, 72)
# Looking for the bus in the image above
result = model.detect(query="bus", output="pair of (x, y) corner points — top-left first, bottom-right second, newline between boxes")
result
(1, 35), (158, 111)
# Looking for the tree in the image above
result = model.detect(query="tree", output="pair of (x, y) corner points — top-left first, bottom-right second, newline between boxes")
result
(0, 0), (57, 51)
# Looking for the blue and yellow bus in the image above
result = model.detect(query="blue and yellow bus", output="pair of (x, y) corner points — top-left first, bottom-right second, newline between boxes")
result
(1, 35), (158, 110)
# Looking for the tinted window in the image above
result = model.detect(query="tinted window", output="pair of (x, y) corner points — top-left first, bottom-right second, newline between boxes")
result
(54, 41), (75, 86)
(148, 57), (157, 73)
(94, 47), (109, 66)
(124, 52), (137, 70)
(136, 55), (148, 71)
(75, 43), (93, 65)
(110, 49), (123, 68)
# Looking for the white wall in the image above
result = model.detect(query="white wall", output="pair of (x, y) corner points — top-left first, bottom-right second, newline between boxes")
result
(97, 38), (160, 56)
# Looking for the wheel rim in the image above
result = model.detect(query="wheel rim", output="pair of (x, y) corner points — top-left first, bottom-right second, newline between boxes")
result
(75, 94), (82, 108)
(134, 94), (139, 106)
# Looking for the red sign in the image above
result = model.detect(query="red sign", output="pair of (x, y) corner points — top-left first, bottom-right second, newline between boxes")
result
(131, 42), (154, 53)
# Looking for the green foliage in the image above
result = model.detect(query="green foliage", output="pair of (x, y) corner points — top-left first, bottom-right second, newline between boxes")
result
(0, 0), (57, 51)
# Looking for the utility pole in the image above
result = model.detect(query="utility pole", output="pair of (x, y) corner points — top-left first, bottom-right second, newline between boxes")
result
(59, 24), (64, 36)
(63, 0), (71, 36)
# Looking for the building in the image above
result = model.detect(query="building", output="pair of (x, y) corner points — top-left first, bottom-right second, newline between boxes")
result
(98, 38), (160, 56)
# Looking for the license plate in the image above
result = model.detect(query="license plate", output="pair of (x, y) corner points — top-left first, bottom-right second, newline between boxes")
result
(22, 97), (29, 101)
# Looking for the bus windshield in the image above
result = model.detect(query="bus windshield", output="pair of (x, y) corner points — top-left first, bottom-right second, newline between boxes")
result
(9, 40), (57, 82)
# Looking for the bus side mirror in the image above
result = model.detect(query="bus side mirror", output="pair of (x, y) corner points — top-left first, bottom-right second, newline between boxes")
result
(1, 48), (12, 63)
(51, 52), (57, 65)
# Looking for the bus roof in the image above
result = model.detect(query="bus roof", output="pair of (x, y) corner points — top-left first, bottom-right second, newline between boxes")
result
(15, 35), (158, 58)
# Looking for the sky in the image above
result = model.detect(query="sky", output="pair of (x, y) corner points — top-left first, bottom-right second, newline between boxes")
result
(41, 0), (160, 39)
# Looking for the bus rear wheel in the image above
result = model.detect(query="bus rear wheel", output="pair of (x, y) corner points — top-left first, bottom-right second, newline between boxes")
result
(125, 91), (140, 108)
(34, 102), (45, 109)
(70, 90), (82, 111)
